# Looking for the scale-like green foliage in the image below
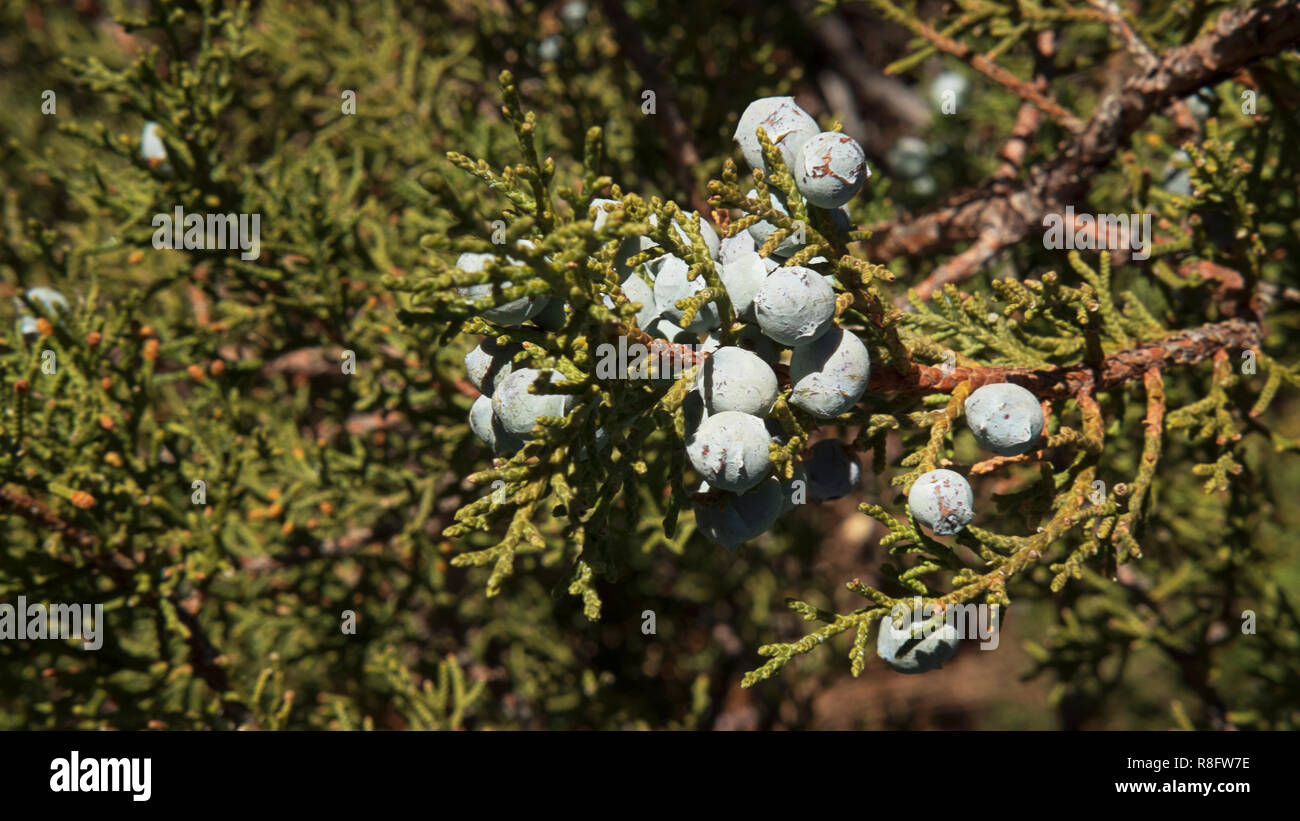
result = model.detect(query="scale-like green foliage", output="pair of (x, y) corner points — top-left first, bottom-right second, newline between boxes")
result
(2, 0), (1299, 730)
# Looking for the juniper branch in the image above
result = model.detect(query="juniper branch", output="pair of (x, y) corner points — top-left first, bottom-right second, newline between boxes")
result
(866, 2), (1300, 280)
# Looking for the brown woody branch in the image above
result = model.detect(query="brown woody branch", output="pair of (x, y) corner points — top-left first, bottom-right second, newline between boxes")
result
(866, 2), (1300, 280)
(612, 302), (1258, 407)
(865, 316), (1262, 399)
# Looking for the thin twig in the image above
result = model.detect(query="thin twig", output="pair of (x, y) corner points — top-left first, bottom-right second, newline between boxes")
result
(906, 31), (1057, 302)
(868, 0), (1084, 131)
(1087, 0), (1159, 71)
